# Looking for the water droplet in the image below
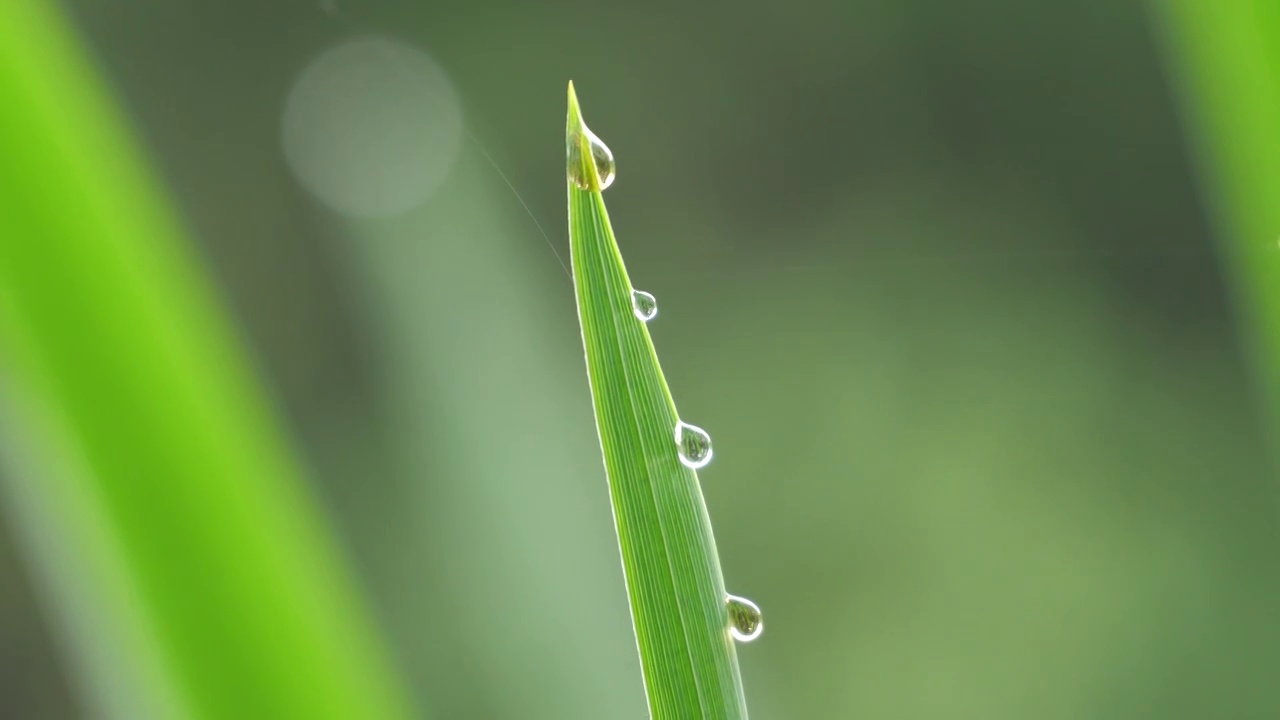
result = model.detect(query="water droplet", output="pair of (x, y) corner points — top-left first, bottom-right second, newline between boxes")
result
(631, 290), (658, 322)
(567, 126), (616, 191)
(726, 594), (763, 642)
(674, 421), (712, 469)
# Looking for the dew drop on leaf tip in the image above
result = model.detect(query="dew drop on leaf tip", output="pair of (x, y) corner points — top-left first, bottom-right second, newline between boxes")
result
(726, 594), (763, 642)
(674, 421), (712, 469)
(567, 125), (615, 191)
(631, 289), (658, 321)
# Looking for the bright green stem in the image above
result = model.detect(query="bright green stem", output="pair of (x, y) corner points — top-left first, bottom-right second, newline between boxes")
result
(1154, 1), (1280, 460)
(0, 3), (412, 718)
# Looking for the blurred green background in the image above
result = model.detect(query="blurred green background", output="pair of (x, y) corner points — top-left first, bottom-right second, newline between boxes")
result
(2, 0), (1279, 718)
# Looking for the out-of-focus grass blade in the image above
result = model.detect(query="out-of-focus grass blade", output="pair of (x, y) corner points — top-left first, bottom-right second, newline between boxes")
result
(0, 3), (412, 719)
(1154, 2), (1280, 454)
(567, 82), (751, 719)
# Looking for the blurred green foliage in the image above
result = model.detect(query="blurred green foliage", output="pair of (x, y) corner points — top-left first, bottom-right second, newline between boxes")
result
(0, 0), (1277, 718)
(0, 2), (410, 718)
(1156, 0), (1280, 454)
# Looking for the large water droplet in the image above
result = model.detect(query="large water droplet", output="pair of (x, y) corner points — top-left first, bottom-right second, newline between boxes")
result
(726, 594), (763, 642)
(568, 126), (616, 191)
(631, 290), (658, 322)
(674, 421), (712, 469)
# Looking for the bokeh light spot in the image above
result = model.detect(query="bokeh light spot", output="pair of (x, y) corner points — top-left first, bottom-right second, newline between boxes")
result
(282, 36), (463, 218)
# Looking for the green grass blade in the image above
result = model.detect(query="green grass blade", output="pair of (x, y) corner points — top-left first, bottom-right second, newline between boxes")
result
(566, 82), (751, 719)
(0, 3), (412, 718)
(1152, 2), (1280, 457)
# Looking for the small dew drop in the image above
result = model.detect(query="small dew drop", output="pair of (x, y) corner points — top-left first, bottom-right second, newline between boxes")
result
(568, 126), (616, 191)
(631, 290), (658, 322)
(726, 594), (763, 642)
(674, 421), (713, 469)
